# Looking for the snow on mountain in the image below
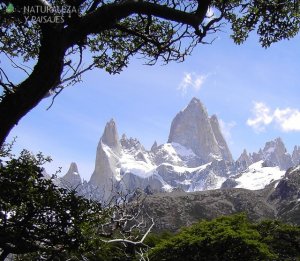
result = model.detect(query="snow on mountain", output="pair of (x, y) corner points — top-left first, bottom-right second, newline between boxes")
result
(84, 98), (235, 200)
(161, 162), (211, 174)
(234, 161), (285, 190)
(167, 97), (227, 163)
(237, 137), (295, 171)
(89, 119), (122, 201)
(261, 138), (293, 170)
(119, 149), (156, 179)
(170, 142), (197, 158)
(58, 98), (300, 200)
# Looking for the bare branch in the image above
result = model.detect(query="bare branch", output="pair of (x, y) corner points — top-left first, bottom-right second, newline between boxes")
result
(3, 53), (31, 76)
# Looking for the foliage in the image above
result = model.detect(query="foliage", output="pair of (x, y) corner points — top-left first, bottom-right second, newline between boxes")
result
(144, 231), (174, 248)
(0, 0), (300, 146)
(0, 147), (100, 259)
(256, 220), (300, 260)
(148, 213), (300, 261)
(1, 0), (299, 75)
(1, 144), (300, 260)
(0, 145), (150, 260)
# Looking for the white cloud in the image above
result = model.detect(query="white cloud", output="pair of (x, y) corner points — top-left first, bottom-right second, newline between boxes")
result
(178, 72), (207, 95)
(247, 101), (300, 132)
(247, 102), (273, 132)
(219, 119), (236, 145)
(274, 108), (300, 131)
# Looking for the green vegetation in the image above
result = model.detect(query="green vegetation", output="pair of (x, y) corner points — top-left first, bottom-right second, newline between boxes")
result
(1, 144), (300, 260)
(0, 144), (147, 260)
(149, 214), (300, 261)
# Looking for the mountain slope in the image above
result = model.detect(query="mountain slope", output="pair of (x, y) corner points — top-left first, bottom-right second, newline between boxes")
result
(232, 161), (285, 190)
(60, 98), (300, 202)
(168, 98), (224, 163)
(139, 164), (300, 232)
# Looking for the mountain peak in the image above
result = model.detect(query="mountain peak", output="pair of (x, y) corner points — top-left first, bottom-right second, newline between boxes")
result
(263, 137), (286, 155)
(190, 97), (201, 104)
(151, 141), (158, 152)
(66, 162), (79, 175)
(61, 162), (81, 188)
(183, 97), (206, 112)
(237, 149), (252, 167)
(101, 118), (121, 152)
(168, 98), (228, 163)
(262, 137), (293, 170)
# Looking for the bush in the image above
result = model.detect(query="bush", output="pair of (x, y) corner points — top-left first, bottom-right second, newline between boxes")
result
(149, 214), (300, 261)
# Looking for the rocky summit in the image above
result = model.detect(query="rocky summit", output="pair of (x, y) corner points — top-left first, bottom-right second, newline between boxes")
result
(89, 119), (121, 201)
(60, 98), (300, 203)
(60, 162), (81, 189)
(168, 97), (230, 163)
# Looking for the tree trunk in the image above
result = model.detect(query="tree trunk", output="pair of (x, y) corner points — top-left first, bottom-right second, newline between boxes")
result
(0, 26), (66, 147)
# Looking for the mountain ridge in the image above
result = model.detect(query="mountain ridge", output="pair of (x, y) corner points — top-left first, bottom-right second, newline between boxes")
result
(59, 97), (300, 202)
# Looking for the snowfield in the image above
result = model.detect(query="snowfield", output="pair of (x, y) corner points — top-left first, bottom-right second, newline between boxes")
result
(234, 161), (285, 190)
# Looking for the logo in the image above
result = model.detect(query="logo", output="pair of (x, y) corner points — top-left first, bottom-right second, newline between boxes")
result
(6, 3), (14, 13)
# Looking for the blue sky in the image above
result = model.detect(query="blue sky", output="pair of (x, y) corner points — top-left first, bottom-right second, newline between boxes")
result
(4, 27), (300, 181)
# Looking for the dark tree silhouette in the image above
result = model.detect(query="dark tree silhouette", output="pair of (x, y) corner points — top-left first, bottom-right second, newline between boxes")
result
(0, 146), (154, 260)
(0, 0), (299, 146)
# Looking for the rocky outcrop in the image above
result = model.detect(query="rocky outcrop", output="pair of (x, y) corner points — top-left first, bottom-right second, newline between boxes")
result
(267, 165), (300, 224)
(168, 98), (224, 163)
(60, 162), (82, 189)
(89, 119), (121, 201)
(237, 149), (252, 169)
(251, 149), (263, 163)
(118, 173), (163, 194)
(101, 119), (121, 154)
(261, 138), (293, 170)
(73, 99), (300, 201)
(151, 141), (158, 152)
(292, 146), (300, 165)
(142, 188), (276, 232)
(237, 138), (294, 171)
(210, 115), (233, 162)
(140, 164), (300, 232)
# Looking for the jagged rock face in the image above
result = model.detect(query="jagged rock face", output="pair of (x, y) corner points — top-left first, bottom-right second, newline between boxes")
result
(168, 98), (222, 163)
(140, 165), (300, 232)
(152, 143), (201, 167)
(262, 138), (293, 170)
(142, 188), (276, 232)
(292, 146), (300, 165)
(237, 149), (252, 169)
(89, 119), (121, 201)
(151, 141), (158, 152)
(86, 98), (237, 199)
(237, 138), (294, 171)
(268, 165), (300, 224)
(251, 149), (263, 163)
(209, 115), (233, 162)
(118, 173), (163, 193)
(121, 134), (144, 152)
(101, 119), (121, 154)
(82, 100), (300, 201)
(61, 162), (82, 189)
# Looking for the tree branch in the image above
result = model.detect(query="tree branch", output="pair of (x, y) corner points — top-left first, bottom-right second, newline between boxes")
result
(66, 1), (212, 46)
